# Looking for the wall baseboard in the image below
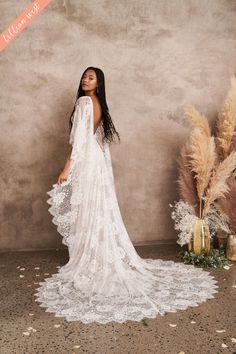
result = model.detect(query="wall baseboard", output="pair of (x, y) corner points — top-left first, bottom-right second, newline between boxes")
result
(0, 239), (179, 253)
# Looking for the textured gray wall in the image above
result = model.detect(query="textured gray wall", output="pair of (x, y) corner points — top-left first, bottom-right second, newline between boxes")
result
(1, 0), (236, 251)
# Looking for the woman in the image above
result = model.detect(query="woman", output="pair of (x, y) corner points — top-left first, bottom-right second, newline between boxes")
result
(35, 67), (218, 324)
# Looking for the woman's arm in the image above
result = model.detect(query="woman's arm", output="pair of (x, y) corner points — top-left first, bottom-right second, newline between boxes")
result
(57, 151), (72, 184)
(63, 151), (72, 172)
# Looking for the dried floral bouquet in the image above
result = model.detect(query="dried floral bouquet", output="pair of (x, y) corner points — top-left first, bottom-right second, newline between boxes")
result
(170, 76), (236, 249)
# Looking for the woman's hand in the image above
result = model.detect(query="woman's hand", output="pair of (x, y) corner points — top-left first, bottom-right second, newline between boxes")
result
(57, 168), (69, 185)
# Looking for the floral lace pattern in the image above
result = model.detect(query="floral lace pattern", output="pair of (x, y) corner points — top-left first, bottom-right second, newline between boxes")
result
(34, 96), (219, 324)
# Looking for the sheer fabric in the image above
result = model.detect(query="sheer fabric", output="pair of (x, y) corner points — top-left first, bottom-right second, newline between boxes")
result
(34, 96), (218, 324)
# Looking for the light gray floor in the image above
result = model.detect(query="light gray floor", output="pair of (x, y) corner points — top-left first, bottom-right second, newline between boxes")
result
(0, 244), (235, 354)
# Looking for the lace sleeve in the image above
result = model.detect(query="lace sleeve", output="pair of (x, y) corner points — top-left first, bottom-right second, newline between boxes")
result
(95, 123), (106, 152)
(69, 96), (90, 146)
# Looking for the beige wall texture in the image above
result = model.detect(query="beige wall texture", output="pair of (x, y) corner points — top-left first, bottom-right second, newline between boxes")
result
(1, 0), (236, 251)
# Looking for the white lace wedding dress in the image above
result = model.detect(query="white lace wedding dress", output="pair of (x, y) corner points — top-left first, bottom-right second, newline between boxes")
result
(34, 95), (218, 324)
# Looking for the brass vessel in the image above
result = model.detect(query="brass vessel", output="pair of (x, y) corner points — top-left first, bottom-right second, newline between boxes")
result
(226, 234), (236, 261)
(188, 218), (211, 255)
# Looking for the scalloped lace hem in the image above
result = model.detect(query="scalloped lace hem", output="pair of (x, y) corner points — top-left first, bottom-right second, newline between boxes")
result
(34, 258), (218, 324)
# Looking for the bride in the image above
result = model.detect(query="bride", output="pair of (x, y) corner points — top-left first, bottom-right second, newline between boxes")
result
(35, 66), (218, 324)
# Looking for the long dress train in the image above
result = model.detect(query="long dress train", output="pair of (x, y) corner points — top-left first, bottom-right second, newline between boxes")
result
(34, 95), (218, 324)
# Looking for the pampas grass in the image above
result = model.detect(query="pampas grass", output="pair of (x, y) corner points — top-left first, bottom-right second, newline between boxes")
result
(229, 127), (236, 153)
(184, 104), (211, 137)
(172, 76), (236, 244)
(203, 151), (236, 216)
(218, 176), (236, 234)
(188, 129), (217, 206)
(214, 76), (236, 234)
(216, 76), (236, 159)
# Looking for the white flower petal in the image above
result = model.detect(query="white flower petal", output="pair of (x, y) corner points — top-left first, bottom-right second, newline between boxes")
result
(19, 275), (25, 278)
(169, 323), (177, 327)
(231, 338), (236, 343)
(23, 332), (30, 336)
(223, 266), (230, 270)
(216, 330), (226, 333)
(221, 343), (228, 348)
(34, 267), (40, 270)
(73, 345), (81, 349)
(190, 321), (196, 324)
(54, 324), (61, 328)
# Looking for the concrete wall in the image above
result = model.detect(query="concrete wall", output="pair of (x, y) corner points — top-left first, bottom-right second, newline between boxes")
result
(1, 0), (236, 251)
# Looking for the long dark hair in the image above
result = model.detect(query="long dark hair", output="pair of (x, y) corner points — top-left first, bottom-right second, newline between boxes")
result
(69, 66), (120, 145)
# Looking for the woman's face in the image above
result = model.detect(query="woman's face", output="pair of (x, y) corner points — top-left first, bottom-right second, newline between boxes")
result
(81, 69), (97, 94)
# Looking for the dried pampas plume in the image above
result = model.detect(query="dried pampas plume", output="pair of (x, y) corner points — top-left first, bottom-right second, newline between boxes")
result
(188, 129), (217, 203)
(203, 150), (236, 216)
(184, 105), (211, 137)
(229, 126), (236, 154)
(216, 75), (236, 159)
(218, 176), (236, 234)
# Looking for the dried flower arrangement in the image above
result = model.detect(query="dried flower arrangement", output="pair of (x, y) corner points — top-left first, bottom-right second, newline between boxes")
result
(215, 76), (236, 235)
(170, 76), (236, 249)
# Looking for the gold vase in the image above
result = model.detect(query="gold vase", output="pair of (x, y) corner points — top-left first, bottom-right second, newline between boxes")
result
(188, 218), (211, 255)
(226, 234), (236, 261)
